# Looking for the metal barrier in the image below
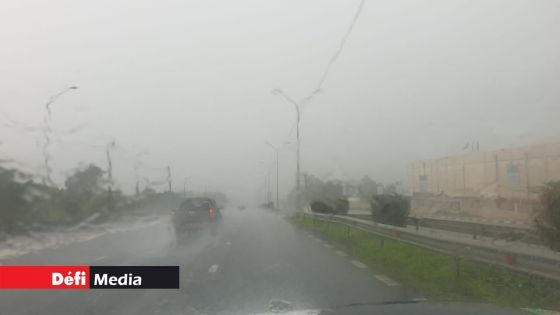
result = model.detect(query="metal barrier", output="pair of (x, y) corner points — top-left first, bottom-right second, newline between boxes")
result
(302, 213), (560, 282)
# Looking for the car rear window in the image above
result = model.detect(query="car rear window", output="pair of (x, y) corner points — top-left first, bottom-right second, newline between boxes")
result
(179, 199), (211, 211)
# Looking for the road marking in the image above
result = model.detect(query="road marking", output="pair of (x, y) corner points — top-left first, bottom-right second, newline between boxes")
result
(412, 297), (428, 302)
(225, 241), (231, 246)
(208, 264), (219, 273)
(351, 260), (368, 269)
(374, 274), (400, 286)
(93, 256), (106, 262)
(335, 250), (347, 257)
(323, 244), (333, 249)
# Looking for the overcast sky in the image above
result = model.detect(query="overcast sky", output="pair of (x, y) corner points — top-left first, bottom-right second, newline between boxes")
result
(1, 0), (559, 202)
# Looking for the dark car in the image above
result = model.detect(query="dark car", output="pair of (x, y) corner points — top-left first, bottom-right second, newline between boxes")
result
(171, 197), (222, 239)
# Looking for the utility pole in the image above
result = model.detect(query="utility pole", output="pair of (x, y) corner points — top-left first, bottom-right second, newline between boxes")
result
(267, 168), (272, 205)
(265, 141), (280, 209)
(275, 151), (279, 208)
(106, 148), (112, 194)
(296, 107), (300, 194)
(106, 140), (116, 191)
(265, 170), (269, 204)
(264, 175), (267, 204)
(134, 165), (140, 197)
(41, 86), (78, 185)
(166, 166), (172, 193)
(183, 177), (189, 196)
(271, 89), (302, 210)
(133, 151), (147, 197)
(105, 140), (116, 210)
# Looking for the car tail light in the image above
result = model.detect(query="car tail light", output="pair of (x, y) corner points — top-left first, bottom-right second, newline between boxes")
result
(209, 208), (217, 220)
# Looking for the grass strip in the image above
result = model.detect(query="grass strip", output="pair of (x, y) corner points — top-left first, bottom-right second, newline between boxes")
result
(288, 215), (560, 310)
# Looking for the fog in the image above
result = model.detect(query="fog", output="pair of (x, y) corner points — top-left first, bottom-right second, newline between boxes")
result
(1, 0), (559, 202)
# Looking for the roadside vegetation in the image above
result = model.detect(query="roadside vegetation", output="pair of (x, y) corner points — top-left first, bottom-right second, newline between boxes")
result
(0, 164), (184, 235)
(289, 173), (349, 215)
(369, 193), (410, 227)
(534, 181), (560, 251)
(289, 215), (560, 310)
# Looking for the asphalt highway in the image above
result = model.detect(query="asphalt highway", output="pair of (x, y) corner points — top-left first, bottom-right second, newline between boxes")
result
(0, 208), (523, 315)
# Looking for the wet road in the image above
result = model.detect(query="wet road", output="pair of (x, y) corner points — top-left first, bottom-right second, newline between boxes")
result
(0, 208), (418, 315)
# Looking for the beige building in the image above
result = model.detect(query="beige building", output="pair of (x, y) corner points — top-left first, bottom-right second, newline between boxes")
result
(407, 142), (560, 222)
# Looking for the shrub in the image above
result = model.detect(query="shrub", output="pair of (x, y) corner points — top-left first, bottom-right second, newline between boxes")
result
(310, 201), (335, 214)
(370, 194), (410, 227)
(0, 167), (32, 232)
(310, 198), (349, 215)
(534, 181), (560, 251)
(334, 198), (349, 215)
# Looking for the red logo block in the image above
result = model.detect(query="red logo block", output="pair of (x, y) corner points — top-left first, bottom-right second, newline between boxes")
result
(0, 266), (90, 289)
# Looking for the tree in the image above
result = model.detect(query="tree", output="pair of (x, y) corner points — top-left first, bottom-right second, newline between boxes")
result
(358, 176), (378, 200)
(64, 164), (104, 194)
(370, 193), (410, 227)
(334, 198), (349, 215)
(534, 181), (560, 251)
(61, 164), (106, 221)
(142, 186), (157, 196)
(303, 174), (348, 214)
(0, 167), (31, 232)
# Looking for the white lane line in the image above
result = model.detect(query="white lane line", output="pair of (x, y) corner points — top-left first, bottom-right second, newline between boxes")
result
(208, 264), (219, 273)
(225, 241), (231, 246)
(351, 260), (368, 269)
(412, 298), (428, 302)
(323, 244), (333, 249)
(374, 274), (400, 286)
(335, 250), (347, 257)
(93, 256), (106, 262)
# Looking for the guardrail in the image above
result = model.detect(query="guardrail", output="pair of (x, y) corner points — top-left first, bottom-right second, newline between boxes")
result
(302, 212), (560, 282)
(408, 216), (541, 244)
(346, 213), (541, 245)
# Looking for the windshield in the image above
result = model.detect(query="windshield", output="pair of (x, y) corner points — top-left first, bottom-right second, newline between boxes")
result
(180, 199), (213, 211)
(1, 0), (560, 314)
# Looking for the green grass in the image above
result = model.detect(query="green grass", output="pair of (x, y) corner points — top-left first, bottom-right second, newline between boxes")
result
(288, 215), (560, 310)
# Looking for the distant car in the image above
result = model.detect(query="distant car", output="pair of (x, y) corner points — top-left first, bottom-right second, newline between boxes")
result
(171, 197), (222, 239)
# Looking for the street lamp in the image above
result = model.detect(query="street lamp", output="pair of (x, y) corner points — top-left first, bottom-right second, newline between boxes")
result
(45, 86), (78, 116)
(42, 86), (78, 185)
(258, 160), (271, 206)
(265, 141), (280, 209)
(106, 139), (116, 205)
(271, 89), (301, 208)
(183, 177), (190, 196)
